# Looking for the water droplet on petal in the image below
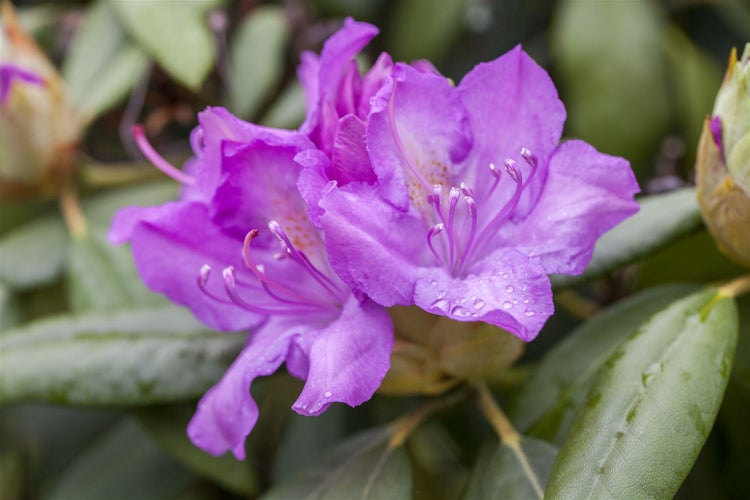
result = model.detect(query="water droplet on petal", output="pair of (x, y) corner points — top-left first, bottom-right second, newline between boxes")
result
(324, 391), (332, 398)
(524, 310), (536, 317)
(502, 301), (512, 310)
(458, 297), (466, 304)
(473, 298), (486, 310)
(430, 279), (438, 287)
(505, 285), (514, 293)
(502, 273), (510, 279)
(523, 298), (530, 304)
(451, 305), (472, 318)
(431, 298), (450, 312)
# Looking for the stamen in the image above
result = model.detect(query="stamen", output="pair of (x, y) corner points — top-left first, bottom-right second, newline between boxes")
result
(459, 182), (473, 197)
(446, 187), (461, 265)
(429, 184), (446, 224)
(488, 162), (502, 196)
(427, 223), (445, 265)
(132, 125), (196, 186)
(520, 147), (537, 169)
(387, 82), (433, 191)
(504, 158), (520, 182)
(197, 265), (234, 305)
(457, 195), (478, 272)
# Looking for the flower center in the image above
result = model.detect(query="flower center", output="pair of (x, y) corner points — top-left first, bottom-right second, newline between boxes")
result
(425, 147), (538, 276)
(198, 221), (347, 316)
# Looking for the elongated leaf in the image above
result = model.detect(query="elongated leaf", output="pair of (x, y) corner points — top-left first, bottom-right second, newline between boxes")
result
(551, 188), (703, 289)
(0, 305), (244, 405)
(261, 80), (306, 129)
(136, 405), (259, 496)
(0, 283), (20, 330)
(463, 437), (557, 500)
(0, 214), (66, 290)
(63, 0), (149, 123)
(263, 427), (412, 500)
(46, 419), (193, 500)
(110, 0), (214, 90)
(228, 6), (289, 118)
(510, 284), (698, 443)
(409, 424), (469, 500)
(545, 290), (738, 499)
(390, 0), (468, 62)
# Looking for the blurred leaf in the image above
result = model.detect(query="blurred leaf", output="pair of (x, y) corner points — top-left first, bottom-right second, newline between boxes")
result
(551, 188), (703, 289)
(463, 437), (557, 500)
(67, 181), (178, 311)
(261, 80), (306, 129)
(510, 284), (699, 443)
(263, 427), (412, 500)
(63, 0), (149, 125)
(136, 404), (259, 496)
(662, 25), (723, 167)
(109, 0), (215, 90)
(409, 423), (469, 500)
(0, 449), (23, 500)
(16, 3), (62, 35)
(46, 419), (193, 500)
(0, 214), (66, 291)
(552, 0), (670, 169)
(228, 6), (289, 118)
(545, 290), (738, 499)
(0, 283), (21, 330)
(733, 294), (750, 387)
(0, 305), (244, 405)
(390, 0), (469, 62)
(313, 0), (385, 19)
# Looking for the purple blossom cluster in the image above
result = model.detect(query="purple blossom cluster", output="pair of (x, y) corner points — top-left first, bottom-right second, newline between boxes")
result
(110, 19), (639, 459)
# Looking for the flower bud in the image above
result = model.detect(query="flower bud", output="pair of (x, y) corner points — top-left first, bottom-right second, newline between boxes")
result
(378, 306), (524, 395)
(0, 2), (80, 198)
(696, 44), (750, 268)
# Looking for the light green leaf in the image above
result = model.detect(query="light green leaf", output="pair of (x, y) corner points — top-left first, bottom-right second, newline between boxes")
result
(463, 437), (557, 500)
(228, 6), (289, 118)
(63, 0), (149, 124)
(0, 283), (21, 330)
(510, 284), (698, 444)
(46, 419), (193, 500)
(136, 405), (259, 496)
(261, 80), (306, 129)
(390, 0), (469, 62)
(551, 188), (703, 289)
(545, 289), (738, 499)
(0, 305), (244, 405)
(109, 0), (215, 90)
(263, 427), (412, 500)
(0, 214), (67, 291)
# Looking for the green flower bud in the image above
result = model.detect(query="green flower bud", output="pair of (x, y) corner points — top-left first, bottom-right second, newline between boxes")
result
(696, 44), (750, 268)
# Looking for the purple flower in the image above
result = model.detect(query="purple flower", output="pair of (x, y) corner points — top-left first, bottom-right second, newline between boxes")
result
(301, 47), (640, 341)
(0, 64), (45, 104)
(110, 107), (393, 459)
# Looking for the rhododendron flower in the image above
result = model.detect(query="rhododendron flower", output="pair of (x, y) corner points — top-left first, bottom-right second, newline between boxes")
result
(302, 47), (640, 341)
(109, 108), (393, 459)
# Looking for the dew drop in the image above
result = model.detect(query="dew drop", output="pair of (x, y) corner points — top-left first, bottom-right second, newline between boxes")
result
(451, 305), (472, 318)
(505, 285), (515, 293)
(502, 273), (510, 279)
(430, 279), (438, 287)
(458, 297), (466, 304)
(521, 284), (528, 292)
(512, 299), (519, 304)
(524, 310), (536, 317)
(473, 298), (486, 310)
(502, 301), (512, 310)
(430, 298), (450, 312)
(324, 391), (332, 398)
(523, 298), (530, 304)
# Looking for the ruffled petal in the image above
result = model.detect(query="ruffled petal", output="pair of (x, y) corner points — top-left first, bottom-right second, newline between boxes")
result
(502, 140), (640, 276)
(457, 46), (566, 217)
(292, 296), (393, 415)
(329, 114), (375, 185)
(414, 248), (553, 341)
(367, 63), (472, 210)
(110, 202), (262, 332)
(187, 322), (298, 459)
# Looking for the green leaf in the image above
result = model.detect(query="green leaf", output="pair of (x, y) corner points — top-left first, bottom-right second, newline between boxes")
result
(545, 289), (738, 499)
(228, 6), (289, 118)
(261, 80), (306, 129)
(0, 214), (66, 290)
(551, 188), (703, 289)
(0, 283), (21, 330)
(0, 305), (244, 405)
(409, 423), (469, 500)
(552, 0), (670, 169)
(109, 0), (215, 90)
(263, 427), (412, 500)
(463, 437), (557, 500)
(63, 0), (149, 124)
(510, 284), (698, 444)
(389, 0), (469, 62)
(46, 419), (193, 500)
(135, 404), (259, 496)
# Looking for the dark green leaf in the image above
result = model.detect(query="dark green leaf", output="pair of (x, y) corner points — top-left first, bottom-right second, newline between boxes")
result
(0, 214), (66, 290)
(109, 0), (215, 90)
(136, 405), (259, 496)
(0, 305), (244, 405)
(228, 6), (289, 118)
(409, 423), (469, 500)
(389, 0), (469, 62)
(545, 290), (738, 499)
(46, 419), (193, 500)
(463, 437), (557, 500)
(551, 189), (703, 289)
(63, 0), (149, 124)
(263, 427), (412, 500)
(511, 284), (698, 443)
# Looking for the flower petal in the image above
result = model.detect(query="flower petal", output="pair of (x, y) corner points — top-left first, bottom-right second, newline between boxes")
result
(414, 248), (553, 341)
(503, 140), (640, 276)
(292, 295), (393, 415)
(110, 202), (262, 331)
(367, 63), (472, 210)
(187, 323), (297, 459)
(457, 46), (566, 217)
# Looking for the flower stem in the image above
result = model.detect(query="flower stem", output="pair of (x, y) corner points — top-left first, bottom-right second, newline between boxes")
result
(718, 274), (750, 299)
(59, 181), (87, 239)
(388, 388), (468, 448)
(474, 381), (544, 499)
